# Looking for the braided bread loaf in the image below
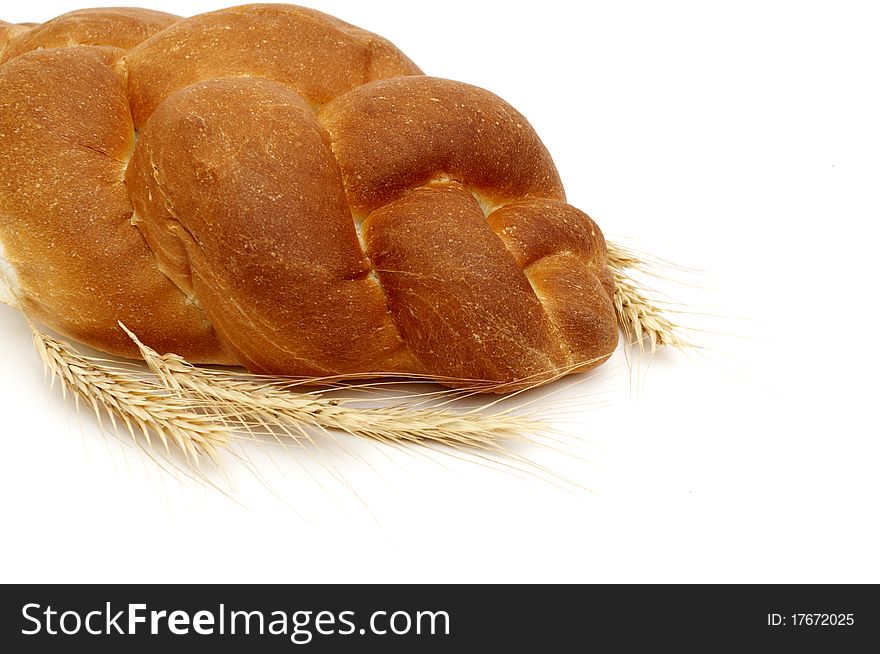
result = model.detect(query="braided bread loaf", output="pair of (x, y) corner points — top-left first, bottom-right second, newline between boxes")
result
(0, 4), (618, 389)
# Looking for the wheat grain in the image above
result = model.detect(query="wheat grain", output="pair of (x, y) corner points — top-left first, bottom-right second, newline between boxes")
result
(120, 324), (538, 452)
(30, 325), (228, 464)
(606, 241), (691, 353)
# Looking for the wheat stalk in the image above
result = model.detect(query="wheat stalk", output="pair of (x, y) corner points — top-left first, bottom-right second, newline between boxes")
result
(606, 241), (691, 353)
(30, 325), (229, 464)
(24, 319), (543, 477)
(119, 324), (537, 452)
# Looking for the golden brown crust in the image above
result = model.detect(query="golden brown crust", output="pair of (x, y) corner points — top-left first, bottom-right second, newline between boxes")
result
(0, 46), (229, 361)
(126, 77), (416, 374)
(0, 21), (32, 61)
(124, 4), (422, 128)
(364, 184), (564, 385)
(489, 200), (618, 371)
(318, 76), (566, 217)
(0, 4), (619, 390)
(0, 8), (179, 64)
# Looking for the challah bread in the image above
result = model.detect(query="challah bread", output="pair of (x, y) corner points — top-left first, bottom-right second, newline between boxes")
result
(0, 4), (618, 390)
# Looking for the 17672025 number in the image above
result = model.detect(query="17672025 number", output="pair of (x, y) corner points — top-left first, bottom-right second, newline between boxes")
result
(768, 613), (854, 627)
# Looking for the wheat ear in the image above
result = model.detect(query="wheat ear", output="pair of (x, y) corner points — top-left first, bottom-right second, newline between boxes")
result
(24, 320), (542, 471)
(119, 324), (537, 452)
(30, 325), (229, 464)
(606, 241), (691, 353)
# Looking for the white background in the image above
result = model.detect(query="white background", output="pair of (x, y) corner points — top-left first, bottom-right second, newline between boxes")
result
(1, 0), (878, 583)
